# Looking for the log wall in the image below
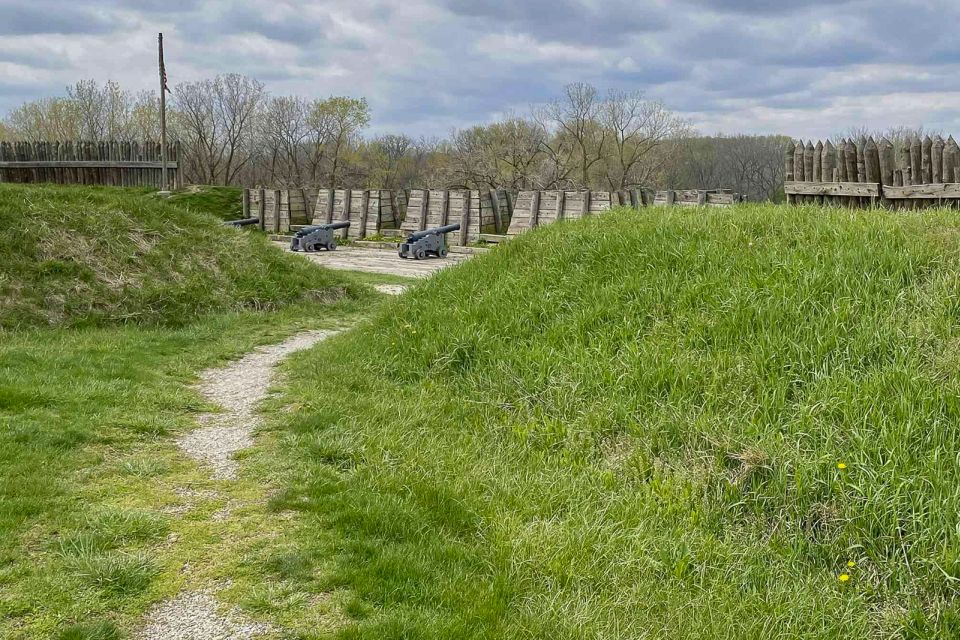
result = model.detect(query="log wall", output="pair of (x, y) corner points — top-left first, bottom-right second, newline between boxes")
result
(0, 140), (181, 188)
(784, 136), (960, 208)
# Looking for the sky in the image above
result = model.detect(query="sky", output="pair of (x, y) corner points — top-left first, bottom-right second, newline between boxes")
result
(2, 0), (960, 139)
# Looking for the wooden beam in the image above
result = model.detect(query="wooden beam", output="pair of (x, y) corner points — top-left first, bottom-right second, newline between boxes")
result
(882, 183), (960, 199)
(784, 181), (880, 197)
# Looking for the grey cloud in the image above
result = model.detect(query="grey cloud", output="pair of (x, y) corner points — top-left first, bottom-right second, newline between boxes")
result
(0, 3), (118, 35)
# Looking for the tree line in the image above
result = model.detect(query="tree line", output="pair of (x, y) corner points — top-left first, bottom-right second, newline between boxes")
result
(1, 76), (790, 201)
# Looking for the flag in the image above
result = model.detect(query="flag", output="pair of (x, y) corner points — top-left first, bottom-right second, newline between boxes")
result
(159, 33), (170, 93)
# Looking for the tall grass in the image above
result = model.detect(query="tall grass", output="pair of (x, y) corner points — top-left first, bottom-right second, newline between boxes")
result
(267, 204), (960, 638)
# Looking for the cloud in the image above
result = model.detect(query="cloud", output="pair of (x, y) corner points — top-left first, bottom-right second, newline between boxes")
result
(1, 0), (960, 140)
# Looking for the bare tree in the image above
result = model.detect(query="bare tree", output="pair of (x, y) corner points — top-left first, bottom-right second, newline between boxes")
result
(601, 90), (690, 190)
(539, 82), (608, 188)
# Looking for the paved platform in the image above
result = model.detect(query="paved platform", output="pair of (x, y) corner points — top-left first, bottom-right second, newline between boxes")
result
(277, 242), (469, 278)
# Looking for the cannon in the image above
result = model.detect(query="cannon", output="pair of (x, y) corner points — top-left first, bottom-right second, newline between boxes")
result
(290, 221), (351, 252)
(224, 217), (260, 228)
(398, 224), (460, 260)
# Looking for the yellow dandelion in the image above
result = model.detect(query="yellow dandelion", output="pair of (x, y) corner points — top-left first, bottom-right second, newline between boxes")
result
(837, 462), (847, 470)
(847, 560), (856, 568)
(838, 573), (850, 582)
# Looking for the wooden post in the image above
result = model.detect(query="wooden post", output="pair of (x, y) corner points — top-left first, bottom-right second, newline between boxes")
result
(666, 190), (676, 206)
(844, 139), (858, 183)
(584, 190), (592, 215)
(813, 141), (823, 182)
(341, 189), (352, 238)
(878, 138), (895, 187)
(922, 136), (933, 184)
(804, 141), (815, 182)
(242, 188), (250, 221)
(530, 190), (541, 228)
(557, 190), (566, 220)
(933, 136), (945, 184)
(459, 190), (471, 246)
(794, 140), (805, 182)
(272, 189), (281, 233)
(441, 189), (450, 226)
(864, 137), (880, 184)
(948, 137), (960, 184)
(910, 137), (922, 186)
(158, 33), (170, 192)
(257, 189), (266, 230)
(419, 189), (430, 231)
(855, 139), (866, 183)
(359, 189), (370, 238)
(822, 141), (837, 206)
(837, 140), (848, 182)
(325, 188), (334, 223)
(490, 189), (502, 234)
(784, 140), (796, 181)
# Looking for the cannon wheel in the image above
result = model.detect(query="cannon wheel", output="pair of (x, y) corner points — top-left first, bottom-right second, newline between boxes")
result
(438, 248), (448, 258)
(398, 248), (407, 259)
(415, 248), (426, 260)
(326, 241), (337, 251)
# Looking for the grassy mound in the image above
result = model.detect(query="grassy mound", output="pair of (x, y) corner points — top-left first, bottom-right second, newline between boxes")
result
(165, 185), (244, 220)
(0, 184), (355, 329)
(271, 204), (960, 638)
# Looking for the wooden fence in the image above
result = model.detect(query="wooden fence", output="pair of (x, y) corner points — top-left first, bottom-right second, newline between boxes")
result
(0, 140), (181, 189)
(243, 186), (742, 244)
(784, 137), (960, 207)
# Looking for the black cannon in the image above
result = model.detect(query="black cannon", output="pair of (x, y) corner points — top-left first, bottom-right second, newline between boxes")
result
(399, 224), (460, 260)
(290, 221), (351, 252)
(223, 217), (260, 228)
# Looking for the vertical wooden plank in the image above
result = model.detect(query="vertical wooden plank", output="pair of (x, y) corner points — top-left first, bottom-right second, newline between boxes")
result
(666, 190), (676, 206)
(855, 139), (866, 183)
(910, 137), (922, 186)
(844, 139), (858, 183)
(933, 136), (945, 184)
(258, 189), (266, 230)
(947, 137), (960, 184)
(359, 189), (370, 239)
(419, 189), (430, 231)
(864, 137), (880, 184)
(804, 141), (815, 182)
(784, 140), (796, 182)
(878, 138), (895, 186)
(836, 140), (848, 182)
(922, 136), (933, 184)
(273, 189), (281, 233)
(530, 191), (541, 228)
(794, 140), (805, 182)
(813, 141), (823, 182)
(242, 188), (250, 220)
(584, 190), (592, 215)
(557, 190), (566, 220)
(459, 190), (471, 246)
(441, 189), (450, 226)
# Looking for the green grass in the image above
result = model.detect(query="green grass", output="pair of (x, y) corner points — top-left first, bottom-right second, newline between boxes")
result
(165, 185), (244, 220)
(252, 204), (960, 638)
(0, 300), (372, 638)
(0, 184), (359, 328)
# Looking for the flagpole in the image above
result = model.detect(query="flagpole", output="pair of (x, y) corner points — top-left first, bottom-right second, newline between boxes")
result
(158, 32), (169, 193)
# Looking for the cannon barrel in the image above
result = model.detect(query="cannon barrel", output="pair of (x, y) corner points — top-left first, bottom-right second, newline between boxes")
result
(224, 217), (260, 227)
(407, 223), (460, 242)
(325, 221), (351, 230)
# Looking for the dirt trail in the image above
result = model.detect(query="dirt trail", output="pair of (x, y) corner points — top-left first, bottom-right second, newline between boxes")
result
(139, 329), (338, 639)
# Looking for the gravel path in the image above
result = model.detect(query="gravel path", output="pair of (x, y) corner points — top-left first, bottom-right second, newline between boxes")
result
(141, 329), (339, 639)
(177, 329), (337, 479)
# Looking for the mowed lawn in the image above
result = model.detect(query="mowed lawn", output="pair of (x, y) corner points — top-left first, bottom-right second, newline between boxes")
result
(249, 205), (960, 639)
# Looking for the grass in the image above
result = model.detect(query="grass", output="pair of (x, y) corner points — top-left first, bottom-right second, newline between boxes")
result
(165, 185), (244, 220)
(0, 183), (358, 329)
(247, 203), (960, 638)
(0, 299), (373, 639)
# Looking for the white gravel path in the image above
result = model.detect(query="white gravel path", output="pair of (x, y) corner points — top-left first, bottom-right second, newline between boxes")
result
(138, 591), (273, 640)
(141, 329), (339, 640)
(372, 283), (408, 295)
(176, 329), (337, 479)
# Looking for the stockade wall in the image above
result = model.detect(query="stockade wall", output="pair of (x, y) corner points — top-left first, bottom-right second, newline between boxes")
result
(243, 186), (742, 243)
(784, 137), (960, 207)
(0, 141), (181, 189)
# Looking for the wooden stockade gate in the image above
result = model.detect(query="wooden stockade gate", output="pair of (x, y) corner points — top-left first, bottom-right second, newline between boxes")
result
(243, 187), (743, 244)
(784, 137), (960, 207)
(0, 141), (182, 189)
